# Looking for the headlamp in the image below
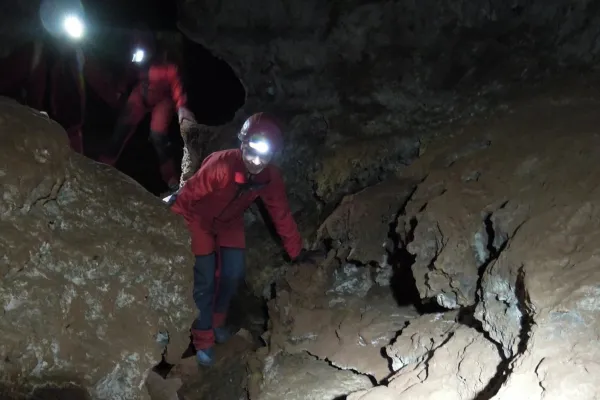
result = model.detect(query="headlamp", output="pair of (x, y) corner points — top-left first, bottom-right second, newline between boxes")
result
(248, 139), (270, 155)
(63, 14), (84, 39)
(132, 48), (145, 63)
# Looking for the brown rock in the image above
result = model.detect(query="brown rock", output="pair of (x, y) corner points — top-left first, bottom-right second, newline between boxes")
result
(252, 352), (372, 400)
(317, 177), (417, 265)
(0, 98), (195, 399)
(395, 80), (600, 398)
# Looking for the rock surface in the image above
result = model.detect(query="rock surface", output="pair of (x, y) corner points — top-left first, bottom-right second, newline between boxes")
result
(0, 98), (195, 399)
(345, 75), (600, 398)
(251, 352), (372, 400)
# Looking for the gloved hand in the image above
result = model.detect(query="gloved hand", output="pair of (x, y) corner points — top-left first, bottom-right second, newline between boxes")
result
(293, 248), (326, 265)
(178, 106), (196, 125)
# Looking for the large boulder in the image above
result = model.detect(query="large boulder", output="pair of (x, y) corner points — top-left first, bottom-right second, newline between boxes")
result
(0, 98), (195, 399)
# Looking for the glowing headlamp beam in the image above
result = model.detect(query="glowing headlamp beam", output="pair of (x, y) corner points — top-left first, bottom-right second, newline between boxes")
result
(248, 140), (270, 154)
(132, 49), (145, 63)
(63, 15), (84, 39)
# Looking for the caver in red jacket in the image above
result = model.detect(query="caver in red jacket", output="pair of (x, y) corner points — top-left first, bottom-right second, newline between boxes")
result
(98, 60), (194, 189)
(170, 113), (324, 366)
(171, 148), (303, 257)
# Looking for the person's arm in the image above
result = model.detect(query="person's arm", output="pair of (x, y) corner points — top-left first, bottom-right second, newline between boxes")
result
(164, 64), (188, 109)
(171, 155), (229, 219)
(260, 167), (303, 260)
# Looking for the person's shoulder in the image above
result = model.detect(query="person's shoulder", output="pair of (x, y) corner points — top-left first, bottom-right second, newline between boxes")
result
(200, 149), (240, 177)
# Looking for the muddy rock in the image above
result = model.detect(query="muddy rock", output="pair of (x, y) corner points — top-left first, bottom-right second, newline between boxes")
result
(349, 319), (501, 399)
(317, 178), (417, 265)
(0, 98), (195, 399)
(393, 79), (600, 398)
(252, 352), (372, 400)
(265, 257), (418, 382)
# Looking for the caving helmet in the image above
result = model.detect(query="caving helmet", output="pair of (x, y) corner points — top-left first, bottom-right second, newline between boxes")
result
(130, 28), (155, 64)
(238, 112), (283, 175)
(40, 0), (86, 41)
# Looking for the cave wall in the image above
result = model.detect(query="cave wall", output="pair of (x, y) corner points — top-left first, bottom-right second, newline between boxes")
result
(177, 0), (600, 229)
(176, 0), (600, 295)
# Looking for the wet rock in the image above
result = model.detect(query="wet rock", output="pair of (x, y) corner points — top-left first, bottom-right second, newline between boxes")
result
(0, 98), (195, 399)
(252, 352), (372, 400)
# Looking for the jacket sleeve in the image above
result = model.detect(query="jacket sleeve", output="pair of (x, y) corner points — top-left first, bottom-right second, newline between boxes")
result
(165, 64), (188, 109)
(260, 167), (303, 260)
(171, 155), (228, 220)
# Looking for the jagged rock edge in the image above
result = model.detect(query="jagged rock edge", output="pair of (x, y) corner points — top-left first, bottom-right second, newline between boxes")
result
(303, 351), (378, 386)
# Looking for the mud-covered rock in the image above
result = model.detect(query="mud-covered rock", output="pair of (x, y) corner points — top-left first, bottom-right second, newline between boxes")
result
(350, 319), (501, 400)
(252, 352), (372, 400)
(265, 256), (418, 382)
(0, 98), (195, 399)
(317, 178), (417, 265)
(394, 79), (600, 398)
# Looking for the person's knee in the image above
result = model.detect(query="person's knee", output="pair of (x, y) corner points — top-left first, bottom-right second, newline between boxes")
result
(192, 253), (216, 300)
(219, 247), (246, 281)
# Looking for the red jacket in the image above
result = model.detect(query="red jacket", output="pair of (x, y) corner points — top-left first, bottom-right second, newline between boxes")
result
(172, 149), (303, 259)
(119, 62), (187, 109)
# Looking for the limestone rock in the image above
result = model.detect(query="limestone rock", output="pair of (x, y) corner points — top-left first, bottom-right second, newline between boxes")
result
(0, 98), (195, 399)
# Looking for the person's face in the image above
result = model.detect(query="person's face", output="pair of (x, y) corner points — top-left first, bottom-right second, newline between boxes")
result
(241, 136), (274, 175)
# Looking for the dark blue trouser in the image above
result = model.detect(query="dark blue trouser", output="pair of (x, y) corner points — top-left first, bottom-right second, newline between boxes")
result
(191, 247), (245, 349)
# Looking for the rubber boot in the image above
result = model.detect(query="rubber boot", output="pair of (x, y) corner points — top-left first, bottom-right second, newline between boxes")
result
(214, 327), (233, 344)
(196, 347), (215, 367)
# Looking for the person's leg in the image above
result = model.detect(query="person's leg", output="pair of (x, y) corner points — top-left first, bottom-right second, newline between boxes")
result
(213, 247), (246, 343)
(212, 218), (246, 343)
(188, 222), (218, 366)
(149, 98), (178, 189)
(98, 87), (146, 165)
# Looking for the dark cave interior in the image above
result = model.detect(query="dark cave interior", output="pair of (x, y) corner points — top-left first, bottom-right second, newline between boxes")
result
(81, 0), (245, 195)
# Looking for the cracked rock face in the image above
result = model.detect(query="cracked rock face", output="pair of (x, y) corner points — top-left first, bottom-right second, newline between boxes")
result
(349, 317), (501, 400)
(252, 352), (373, 400)
(393, 80), (600, 398)
(0, 98), (195, 399)
(247, 78), (600, 399)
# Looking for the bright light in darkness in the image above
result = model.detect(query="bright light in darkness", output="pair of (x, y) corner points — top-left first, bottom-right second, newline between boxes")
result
(63, 14), (84, 39)
(132, 49), (145, 63)
(249, 140), (270, 154)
